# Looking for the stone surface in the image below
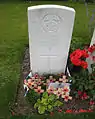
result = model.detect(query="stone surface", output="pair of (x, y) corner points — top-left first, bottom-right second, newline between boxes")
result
(87, 28), (95, 73)
(48, 82), (70, 89)
(28, 5), (75, 74)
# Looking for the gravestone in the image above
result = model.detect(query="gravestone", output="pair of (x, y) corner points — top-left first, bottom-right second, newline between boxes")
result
(87, 28), (95, 73)
(28, 5), (75, 74)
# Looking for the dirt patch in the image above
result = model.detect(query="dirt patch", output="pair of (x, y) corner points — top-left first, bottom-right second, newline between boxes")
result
(11, 46), (33, 115)
(11, 46), (95, 115)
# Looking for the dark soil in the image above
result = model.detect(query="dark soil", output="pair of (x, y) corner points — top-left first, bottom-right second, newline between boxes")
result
(11, 46), (95, 115)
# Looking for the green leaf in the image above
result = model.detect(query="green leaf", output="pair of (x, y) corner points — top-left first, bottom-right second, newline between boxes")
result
(91, 90), (95, 95)
(72, 79), (76, 84)
(37, 99), (41, 103)
(49, 94), (55, 101)
(42, 92), (48, 98)
(84, 85), (88, 90)
(41, 98), (48, 106)
(47, 105), (53, 112)
(38, 105), (46, 114)
(88, 85), (93, 90)
(54, 100), (63, 107)
(79, 85), (83, 90)
(34, 103), (38, 109)
(92, 95), (95, 100)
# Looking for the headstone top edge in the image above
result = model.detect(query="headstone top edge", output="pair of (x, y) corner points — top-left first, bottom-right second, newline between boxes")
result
(28, 5), (75, 13)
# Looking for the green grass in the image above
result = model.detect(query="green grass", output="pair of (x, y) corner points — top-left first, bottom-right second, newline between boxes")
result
(0, 1), (95, 118)
(10, 112), (95, 119)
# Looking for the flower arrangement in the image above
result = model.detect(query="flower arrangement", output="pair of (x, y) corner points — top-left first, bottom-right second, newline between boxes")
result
(23, 44), (95, 114)
(24, 72), (72, 114)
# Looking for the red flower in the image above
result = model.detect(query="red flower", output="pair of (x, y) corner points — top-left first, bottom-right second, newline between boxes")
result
(70, 49), (89, 69)
(70, 49), (83, 58)
(89, 100), (95, 105)
(78, 91), (82, 95)
(87, 109), (93, 112)
(88, 45), (95, 53)
(74, 110), (79, 113)
(83, 92), (88, 99)
(50, 112), (54, 116)
(71, 58), (81, 66)
(82, 50), (89, 58)
(79, 109), (87, 113)
(81, 61), (88, 69)
(58, 109), (62, 112)
(65, 109), (73, 113)
(80, 92), (88, 100)
(92, 56), (95, 61)
(11, 111), (15, 116)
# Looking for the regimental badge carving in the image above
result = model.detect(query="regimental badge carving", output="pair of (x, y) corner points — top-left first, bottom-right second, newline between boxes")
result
(42, 14), (62, 32)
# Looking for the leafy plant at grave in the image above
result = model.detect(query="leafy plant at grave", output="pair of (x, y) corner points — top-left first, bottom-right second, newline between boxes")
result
(34, 92), (63, 114)
(71, 69), (95, 100)
(27, 89), (40, 105)
(70, 37), (89, 52)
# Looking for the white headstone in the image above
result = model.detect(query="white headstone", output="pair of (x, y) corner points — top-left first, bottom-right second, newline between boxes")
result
(28, 5), (75, 74)
(87, 28), (95, 73)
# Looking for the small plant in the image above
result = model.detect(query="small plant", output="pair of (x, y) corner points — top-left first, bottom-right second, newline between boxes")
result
(34, 92), (63, 114)
(71, 69), (95, 99)
(27, 89), (40, 105)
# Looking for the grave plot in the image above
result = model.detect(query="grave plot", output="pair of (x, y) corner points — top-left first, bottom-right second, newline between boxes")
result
(11, 5), (95, 115)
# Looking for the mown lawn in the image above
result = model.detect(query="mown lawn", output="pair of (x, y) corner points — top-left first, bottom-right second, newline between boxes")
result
(0, 1), (95, 118)
(10, 112), (95, 119)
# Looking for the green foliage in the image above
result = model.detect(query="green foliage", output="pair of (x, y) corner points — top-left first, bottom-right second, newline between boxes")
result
(27, 90), (40, 105)
(71, 69), (95, 99)
(70, 37), (89, 52)
(34, 92), (63, 114)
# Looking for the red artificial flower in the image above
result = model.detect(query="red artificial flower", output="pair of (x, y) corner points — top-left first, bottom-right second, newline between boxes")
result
(71, 58), (81, 66)
(89, 100), (95, 105)
(70, 49), (89, 69)
(70, 49), (83, 58)
(74, 110), (79, 113)
(92, 56), (95, 61)
(81, 61), (88, 69)
(79, 109), (87, 113)
(58, 109), (63, 112)
(50, 112), (54, 116)
(65, 109), (73, 113)
(83, 92), (88, 99)
(80, 92), (88, 100)
(78, 90), (82, 95)
(82, 50), (89, 58)
(88, 45), (95, 53)
(11, 111), (15, 116)
(87, 109), (93, 112)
